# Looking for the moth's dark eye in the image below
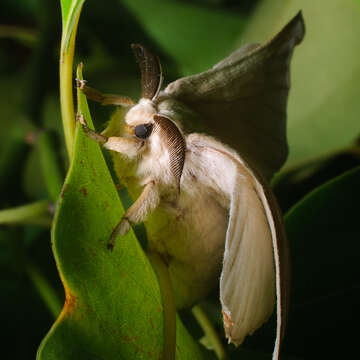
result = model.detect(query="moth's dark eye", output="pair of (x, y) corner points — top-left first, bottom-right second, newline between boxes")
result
(134, 124), (152, 139)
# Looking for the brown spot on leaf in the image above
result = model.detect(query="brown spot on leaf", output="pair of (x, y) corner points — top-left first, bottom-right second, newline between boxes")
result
(119, 272), (127, 279)
(85, 304), (93, 316)
(118, 334), (159, 358)
(112, 328), (159, 358)
(88, 247), (96, 258)
(103, 200), (109, 209)
(116, 184), (124, 191)
(63, 290), (78, 316)
(81, 187), (87, 196)
(149, 317), (155, 329)
(60, 184), (67, 198)
(120, 335), (139, 344)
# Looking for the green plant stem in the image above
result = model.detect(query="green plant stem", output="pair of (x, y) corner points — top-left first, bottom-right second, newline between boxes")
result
(26, 261), (62, 318)
(148, 252), (176, 360)
(38, 132), (64, 203)
(59, 2), (84, 161)
(192, 305), (226, 360)
(0, 200), (52, 226)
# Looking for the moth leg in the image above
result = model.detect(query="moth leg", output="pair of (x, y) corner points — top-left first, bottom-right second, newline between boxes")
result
(103, 137), (144, 158)
(77, 113), (144, 157)
(108, 181), (160, 250)
(76, 78), (135, 106)
(108, 217), (130, 250)
(77, 114), (108, 144)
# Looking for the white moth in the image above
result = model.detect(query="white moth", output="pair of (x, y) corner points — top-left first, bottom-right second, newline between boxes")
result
(78, 12), (304, 359)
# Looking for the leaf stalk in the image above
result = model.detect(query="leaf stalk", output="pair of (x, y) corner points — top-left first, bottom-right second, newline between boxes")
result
(59, 1), (85, 161)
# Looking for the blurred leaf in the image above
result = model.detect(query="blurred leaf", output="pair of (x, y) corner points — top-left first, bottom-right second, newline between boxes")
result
(285, 164), (360, 299)
(273, 144), (360, 212)
(22, 0), (60, 126)
(38, 132), (64, 203)
(0, 76), (33, 205)
(0, 125), (30, 201)
(284, 166), (360, 358)
(121, 0), (246, 76)
(191, 305), (225, 359)
(241, 0), (360, 166)
(0, 228), (55, 360)
(0, 200), (52, 226)
(0, 74), (28, 141)
(0, 0), (39, 18)
(23, 142), (48, 200)
(26, 261), (62, 318)
(0, 25), (38, 46)
(37, 65), (204, 360)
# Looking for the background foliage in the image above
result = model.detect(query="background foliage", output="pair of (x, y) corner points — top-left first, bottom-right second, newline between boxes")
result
(0, 0), (360, 359)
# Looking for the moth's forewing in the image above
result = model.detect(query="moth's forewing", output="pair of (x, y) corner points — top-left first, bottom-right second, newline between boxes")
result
(163, 12), (305, 181)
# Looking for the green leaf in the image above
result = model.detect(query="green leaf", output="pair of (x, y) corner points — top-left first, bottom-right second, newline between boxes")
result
(285, 165), (360, 289)
(284, 166), (360, 356)
(60, 0), (73, 26)
(241, 0), (360, 166)
(37, 65), (204, 360)
(121, 0), (246, 76)
(286, 161), (360, 250)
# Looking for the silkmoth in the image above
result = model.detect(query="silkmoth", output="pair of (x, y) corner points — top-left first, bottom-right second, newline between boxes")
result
(77, 11), (304, 360)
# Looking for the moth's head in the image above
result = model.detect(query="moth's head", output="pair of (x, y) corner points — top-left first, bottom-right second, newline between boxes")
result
(122, 44), (186, 190)
(124, 98), (156, 137)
